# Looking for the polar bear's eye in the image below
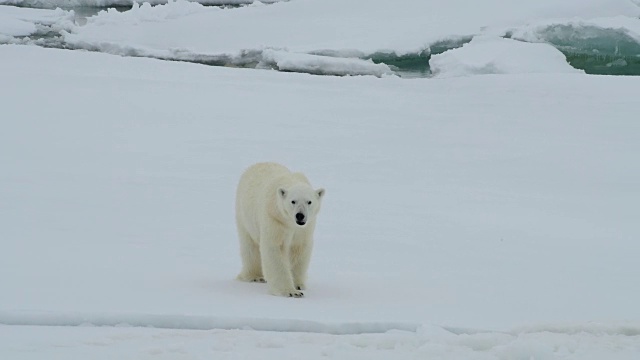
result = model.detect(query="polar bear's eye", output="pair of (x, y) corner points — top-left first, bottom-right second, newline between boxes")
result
(308, 201), (312, 205)
(291, 200), (296, 205)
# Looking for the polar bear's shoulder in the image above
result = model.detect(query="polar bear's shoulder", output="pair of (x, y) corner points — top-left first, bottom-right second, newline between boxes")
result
(289, 171), (311, 184)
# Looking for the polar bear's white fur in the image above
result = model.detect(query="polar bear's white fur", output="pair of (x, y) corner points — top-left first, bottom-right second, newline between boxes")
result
(235, 162), (325, 297)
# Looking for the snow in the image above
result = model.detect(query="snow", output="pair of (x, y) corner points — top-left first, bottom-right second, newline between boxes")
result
(430, 36), (583, 78)
(1, 42), (640, 358)
(2, 0), (640, 357)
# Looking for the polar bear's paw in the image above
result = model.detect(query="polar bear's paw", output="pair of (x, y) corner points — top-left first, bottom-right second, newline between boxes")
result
(237, 273), (266, 283)
(288, 290), (304, 298)
(271, 288), (304, 298)
(295, 284), (306, 291)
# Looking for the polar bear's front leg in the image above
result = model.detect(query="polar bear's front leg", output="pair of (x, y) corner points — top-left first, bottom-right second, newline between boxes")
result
(291, 241), (312, 291)
(260, 234), (303, 297)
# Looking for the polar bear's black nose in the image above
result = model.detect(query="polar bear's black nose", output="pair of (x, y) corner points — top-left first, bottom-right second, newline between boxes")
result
(296, 213), (305, 222)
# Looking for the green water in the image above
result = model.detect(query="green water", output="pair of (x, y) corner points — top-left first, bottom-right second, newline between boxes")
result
(563, 53), (640, 76)
(535, 24), (640, 76)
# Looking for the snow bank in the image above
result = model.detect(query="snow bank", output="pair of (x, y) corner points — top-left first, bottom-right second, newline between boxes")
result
(60, 0), (640, 75)
(430, 36), (583, 78)
(4, 0), (640, 75)
(64, 0), (640, 54)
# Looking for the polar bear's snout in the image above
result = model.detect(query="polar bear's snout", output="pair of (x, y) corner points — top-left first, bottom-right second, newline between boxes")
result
(295, 212), (306, 226)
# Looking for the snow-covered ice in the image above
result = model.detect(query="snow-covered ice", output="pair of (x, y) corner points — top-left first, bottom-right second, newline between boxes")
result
(0, 6), (72, 38)
(1, 43), (640, 358)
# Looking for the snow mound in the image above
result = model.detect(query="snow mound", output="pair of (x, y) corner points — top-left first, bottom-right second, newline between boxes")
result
(261, 49), (394, 77)
(430, 36), (583, 77)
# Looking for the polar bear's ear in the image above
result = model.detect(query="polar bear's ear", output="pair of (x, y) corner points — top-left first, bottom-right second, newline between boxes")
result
(316, 188), (325, 198)
(278, 188), (287, 198)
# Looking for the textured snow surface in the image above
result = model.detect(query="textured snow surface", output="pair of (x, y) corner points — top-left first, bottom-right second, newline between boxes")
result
(3, 324), (640, 360)
(0, 0), (276, 7)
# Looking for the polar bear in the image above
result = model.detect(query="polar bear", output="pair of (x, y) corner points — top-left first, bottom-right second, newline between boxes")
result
(235, 162), (325, 297)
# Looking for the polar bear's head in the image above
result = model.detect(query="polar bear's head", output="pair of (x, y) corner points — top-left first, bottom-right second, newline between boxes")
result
(277, 184), (325, 227)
